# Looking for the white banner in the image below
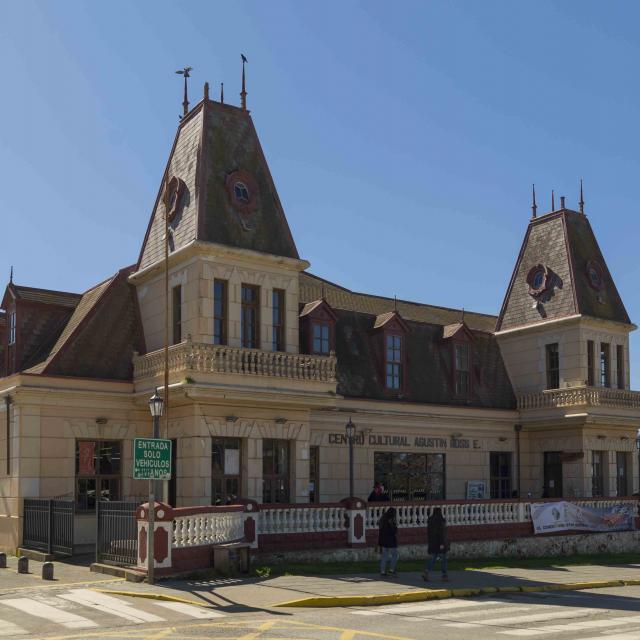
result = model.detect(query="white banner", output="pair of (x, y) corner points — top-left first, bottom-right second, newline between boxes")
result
(531, 501), (635, 535)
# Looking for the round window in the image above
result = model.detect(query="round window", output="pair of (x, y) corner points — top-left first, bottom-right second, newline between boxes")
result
(532, 269), (545, 290)
(234, 182), (250, 203)
(586, 260), (604, 290)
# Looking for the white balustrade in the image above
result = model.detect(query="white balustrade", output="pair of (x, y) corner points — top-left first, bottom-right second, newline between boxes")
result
(260, 505), (346, 534)
(133, 340), (337, 383)
(172, 510), (245, 548)
(518, 385), (640, 411)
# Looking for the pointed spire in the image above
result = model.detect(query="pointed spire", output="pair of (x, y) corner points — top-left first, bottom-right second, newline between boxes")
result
(204, 82), (209, 101)
(175, 66), (193, 117)
(531, 184), (537, 218)
(240, 54), (248, 111)
(551, 189), (555, 211)
(220, 82), (224, 104)
(9, 266), (13, 284)
(579, 179), (585, 214)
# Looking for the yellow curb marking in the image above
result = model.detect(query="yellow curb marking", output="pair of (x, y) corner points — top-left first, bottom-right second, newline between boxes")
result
(237, 620), (277, 640)
(274, 578), (637, 607)
(92, 588), (214, 608)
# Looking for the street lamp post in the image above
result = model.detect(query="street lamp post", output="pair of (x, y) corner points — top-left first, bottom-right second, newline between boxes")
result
(147, 389), (164, 585)
(345, 418), (356, 498)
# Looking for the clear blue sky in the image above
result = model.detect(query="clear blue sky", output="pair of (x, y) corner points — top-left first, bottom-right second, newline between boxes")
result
(2, 1), (640, 384)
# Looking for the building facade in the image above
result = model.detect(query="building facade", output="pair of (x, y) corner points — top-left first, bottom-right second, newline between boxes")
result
(0, 87), (638, 552)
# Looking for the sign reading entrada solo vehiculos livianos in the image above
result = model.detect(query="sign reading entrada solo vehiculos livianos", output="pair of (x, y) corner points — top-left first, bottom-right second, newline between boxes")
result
(133, 438), (172, 480)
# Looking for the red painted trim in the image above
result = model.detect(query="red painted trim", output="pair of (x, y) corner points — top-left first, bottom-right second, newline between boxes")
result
(173, 504), (245, 516)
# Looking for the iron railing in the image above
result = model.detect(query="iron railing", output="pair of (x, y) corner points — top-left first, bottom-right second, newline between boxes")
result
(23, 499), (74, 556)
(96, 500), (139, 566)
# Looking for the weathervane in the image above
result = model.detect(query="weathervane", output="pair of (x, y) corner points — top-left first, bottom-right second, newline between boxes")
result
(175, 66), (193, 118)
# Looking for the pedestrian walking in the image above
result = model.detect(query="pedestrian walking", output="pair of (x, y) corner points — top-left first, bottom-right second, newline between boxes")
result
(423, 507), (449, 582)
(378, 506), (398, 577)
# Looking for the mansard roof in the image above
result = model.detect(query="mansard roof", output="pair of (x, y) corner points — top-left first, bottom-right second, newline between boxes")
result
(497, 208), (631, 332)
(26, 267), (144, 380)
(299, 272), (514, 409)
(137, 98), (299, 271)
(299, 272), (497, 332)
(1, 283), (81, 311)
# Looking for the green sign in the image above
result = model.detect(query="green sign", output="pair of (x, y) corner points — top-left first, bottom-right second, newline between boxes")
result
(133, 438), (172, 480)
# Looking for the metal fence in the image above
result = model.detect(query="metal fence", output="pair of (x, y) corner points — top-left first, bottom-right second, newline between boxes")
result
(23, 499), (75, 556)
(96, 501), (139, 566)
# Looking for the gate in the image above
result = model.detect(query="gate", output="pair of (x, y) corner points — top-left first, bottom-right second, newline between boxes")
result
(96, 501), (139, 566)
(23, 499), (74, 556)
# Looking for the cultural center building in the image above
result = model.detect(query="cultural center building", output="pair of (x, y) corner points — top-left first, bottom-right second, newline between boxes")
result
(0, 81), (638, 551)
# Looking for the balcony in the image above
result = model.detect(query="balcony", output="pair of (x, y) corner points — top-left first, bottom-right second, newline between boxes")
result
(518, 385), (640, 411)
(133, 339), (337, 386)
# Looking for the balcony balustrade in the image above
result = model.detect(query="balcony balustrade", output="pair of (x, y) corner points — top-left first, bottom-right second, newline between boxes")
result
(133, 339), (337, 384)
(518, 385), (640, 411)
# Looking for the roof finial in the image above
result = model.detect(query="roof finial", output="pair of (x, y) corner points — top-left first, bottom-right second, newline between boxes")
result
(220, 82), (224, 104)
(204, 81), (209, 101)
(175, 66), (193, 117)
(461, 307), (465, 324)
(579, 179), (585, 214)
(394, 295), (398, 312)
(240, 54), (248, 111)
(9, 266), (13, 284)
(551, 189), (555, 211)
(531, 184), (537, 218)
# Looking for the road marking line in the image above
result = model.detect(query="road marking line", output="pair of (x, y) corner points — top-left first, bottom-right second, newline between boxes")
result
(152, 601), (225, 619)
(446, 607), (599, 628)
(0, 618), (29, 636)
(500, 613), (640, 636)
(353, 598), (503, 615)
(0, 597), (98, 629)
(59, 589), (165, 623)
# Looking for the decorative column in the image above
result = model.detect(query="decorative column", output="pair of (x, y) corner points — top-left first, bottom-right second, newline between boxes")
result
(136, 502), (173, 574)
(341, 497), (366, 546)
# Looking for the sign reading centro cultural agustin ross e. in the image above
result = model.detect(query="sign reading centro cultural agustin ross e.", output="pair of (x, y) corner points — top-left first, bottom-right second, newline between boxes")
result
(133, 438), (172, 480)
(327, 433), (482, 449)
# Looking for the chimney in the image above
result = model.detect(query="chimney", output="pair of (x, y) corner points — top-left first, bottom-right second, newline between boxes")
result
(560, 196), (566, 209)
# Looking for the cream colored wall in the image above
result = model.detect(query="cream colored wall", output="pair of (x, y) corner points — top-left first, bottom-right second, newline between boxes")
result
(136, 251), (303, 355)
(310, 406), (519, 502)
(497, 318), (631, 394)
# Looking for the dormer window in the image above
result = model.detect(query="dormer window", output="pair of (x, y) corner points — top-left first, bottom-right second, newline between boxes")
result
(312, 322), (331, 355)
(234, 182), (250, 203)
(385, 334), (403, 390)
(454, 343), (469, 394)
(8, 311), (16, 346)
(299, 297), (337, 356)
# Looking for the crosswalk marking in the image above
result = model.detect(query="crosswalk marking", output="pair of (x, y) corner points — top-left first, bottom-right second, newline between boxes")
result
(351, 598), (503, 615)
(153, 601), (225, 619)
(500, 613), (640, 636)
(0, 618), (28, 636)
(59, 589), (165, 623)
(0, 597), (98, 629)
(445, 607), (600, 629)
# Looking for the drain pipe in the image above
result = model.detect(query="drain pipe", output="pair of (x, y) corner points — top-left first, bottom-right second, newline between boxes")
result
(515, 423), (522, 499)
(4, 396), (10, 476)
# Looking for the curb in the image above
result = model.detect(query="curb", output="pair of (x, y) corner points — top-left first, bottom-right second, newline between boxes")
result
(92, 588), (215, 608)
(274, 579), (637, 608)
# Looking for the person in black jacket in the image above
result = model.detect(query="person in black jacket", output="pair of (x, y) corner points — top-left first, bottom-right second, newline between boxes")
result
(378, 507), (398, 577)
(423, 507), (448, 581)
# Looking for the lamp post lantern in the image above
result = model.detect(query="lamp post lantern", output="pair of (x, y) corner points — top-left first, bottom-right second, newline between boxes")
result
(146, 389), (164, 585)
(346, 418), (356, 498)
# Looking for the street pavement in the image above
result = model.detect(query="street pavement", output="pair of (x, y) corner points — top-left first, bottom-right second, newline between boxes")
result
(0, 555), (639, 639)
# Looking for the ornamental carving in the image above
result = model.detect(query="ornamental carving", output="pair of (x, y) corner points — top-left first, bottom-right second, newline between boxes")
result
(163, 176), (187, 223)
(586, 260), (606, 291)
(526, 263), (562, 308)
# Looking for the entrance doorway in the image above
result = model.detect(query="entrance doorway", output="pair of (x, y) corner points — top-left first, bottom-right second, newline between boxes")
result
(543, 451), (563, 497)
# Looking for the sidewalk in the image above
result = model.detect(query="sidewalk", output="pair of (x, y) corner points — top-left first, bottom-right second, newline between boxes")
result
(92, 562), (640, 609)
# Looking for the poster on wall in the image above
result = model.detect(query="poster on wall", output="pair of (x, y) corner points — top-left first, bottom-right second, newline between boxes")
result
(78, 441), (95, 475)
(531, 501), (635, 534)
(466, 481), (487, 499)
